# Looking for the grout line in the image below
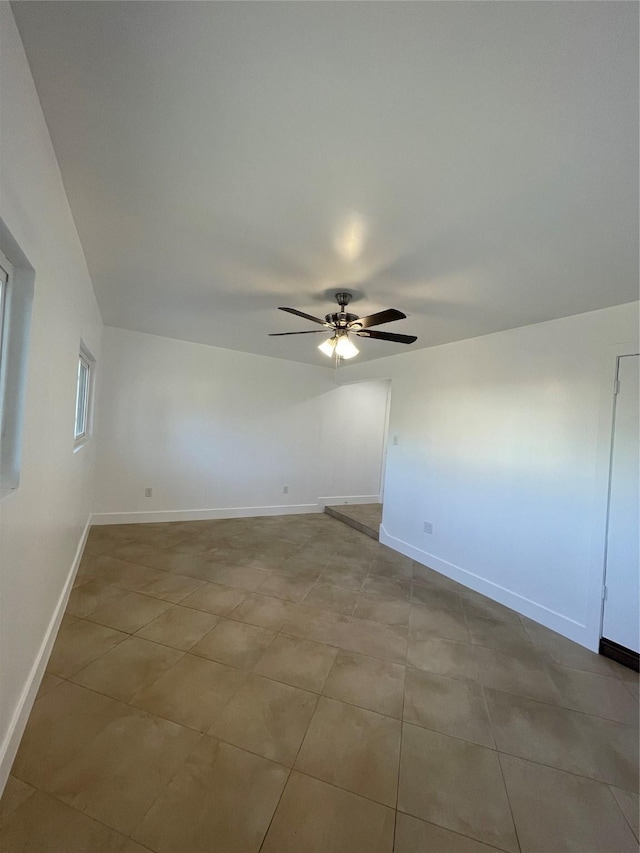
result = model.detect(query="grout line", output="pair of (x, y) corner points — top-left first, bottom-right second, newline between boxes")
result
(486, 689), (523, 853)
(607, 783), (640, 842)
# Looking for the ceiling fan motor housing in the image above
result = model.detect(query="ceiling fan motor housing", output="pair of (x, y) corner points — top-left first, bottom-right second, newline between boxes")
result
(326, 312), (359, 327)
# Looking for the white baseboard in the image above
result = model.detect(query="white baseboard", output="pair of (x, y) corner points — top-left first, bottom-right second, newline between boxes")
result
(0, 517), (91, 796)
(380, 524), (594, 650)
(318, 495), (381, 508)
(91, 495), (381, 526)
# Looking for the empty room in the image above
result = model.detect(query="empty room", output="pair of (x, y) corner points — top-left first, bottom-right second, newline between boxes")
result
(0, 2), (638, 851)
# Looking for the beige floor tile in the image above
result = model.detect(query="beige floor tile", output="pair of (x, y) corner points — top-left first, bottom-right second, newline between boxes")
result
(500, 753), (638, 852)
(547, 662), (639, 725)
(254, 634), (338, 692)
(46, 619), (127, 678)
(362, 576), (412, 601)
(465, 613), (533, 653)
(99, 541), (163, 567)
(87, 592), (172, 634)
(66, 580), (127, 617)
(179, 581), (246, 615)
(284, 606), (408, 663)
(102, 832), (153, 852)
(411, 585), (462, 612)
(295, 696), (401, 807)
(81, 556), (166, 591)
(50, 706), (200, 835)
(164, 535), (219, 555)
(59, 612), (79, 629)
(0, 791), (118, 853)
(485, 687), (639, 791)
(228, 592), (296, 629)
(354, 594), (410, 627)
(133, 738), (288, 853)
(403, 668), (494, 748)
(398, 724), (518, 852)
(460, 591), (522, 625)
(86, 524), (133, 545)
(191, 618), (275, 669)
(11, 682), (124, 791)
(133, 653), (247, 731)
(412, 563), (467, 593)
(0, 776), (34, 827)
(303, 582), (358, 615)
(243, 543), (303, 572)
(130, 548), (210, 575)
(70, 636), (183, 702)
(473, 644), (561, 703)
(257, 572), (317, 602)
(407, 635), (478, 681)
(75, 552), (131, 581)
(136, 572), (206, 603)
(209, 672), (317, 765)
(136, 605), (219, 650)
(320, 564), (369, 590)
(615, 663), (640, 686)
(522, 618), (619, 676)
(112, 529), (186, 552)
(261, 771), (395, 853)
(610, 786), (640, 840)
(369, 557), (413, 581)
(409, 605), (470, 642)
(323, 650), (405, 718)
(201, 562), (272, 590)
(35, 673), (64, 699)
(394, 812), (500, 852)
(275, 554), (326, 581)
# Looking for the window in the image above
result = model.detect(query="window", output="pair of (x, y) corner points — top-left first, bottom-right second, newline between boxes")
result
(0, 257), (10, 438)
(74, 344), (94, 447)
(0, 262), (7, 364)
(0, 226), (35, 497)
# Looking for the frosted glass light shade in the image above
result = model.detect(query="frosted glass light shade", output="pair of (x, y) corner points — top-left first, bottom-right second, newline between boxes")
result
(318, 337), (337, 357)
(335, 335), (359, 359)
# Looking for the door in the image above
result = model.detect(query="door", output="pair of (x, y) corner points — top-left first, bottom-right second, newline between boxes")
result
(602, 354), (639, 654)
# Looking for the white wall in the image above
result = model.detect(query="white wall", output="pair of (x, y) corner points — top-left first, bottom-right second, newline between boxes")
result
(0, 7), (103, 790)
(93, 327), (388, 521)
(343, 304), (639, 650)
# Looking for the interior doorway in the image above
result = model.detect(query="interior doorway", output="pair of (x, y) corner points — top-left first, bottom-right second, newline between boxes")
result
(600, 353), (639, 670)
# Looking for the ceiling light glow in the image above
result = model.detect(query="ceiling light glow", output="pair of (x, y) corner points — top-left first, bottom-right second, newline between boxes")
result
(318, 337), (337, 357)
(334, 335), (359, 359)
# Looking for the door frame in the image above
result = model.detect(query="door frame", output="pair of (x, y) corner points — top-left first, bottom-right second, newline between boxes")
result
(598, 352), (639, 669)
(584, 340), (639, 653)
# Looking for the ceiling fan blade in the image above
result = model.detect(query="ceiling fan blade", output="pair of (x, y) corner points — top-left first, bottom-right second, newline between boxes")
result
(278, 307), (328, 326)
(349, 308), (406, 329)
(268, 330), (330, 336)
(356, 329), (417, 344)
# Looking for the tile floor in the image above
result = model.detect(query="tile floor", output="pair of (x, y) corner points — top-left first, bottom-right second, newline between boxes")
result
(1, 512), (638, 852)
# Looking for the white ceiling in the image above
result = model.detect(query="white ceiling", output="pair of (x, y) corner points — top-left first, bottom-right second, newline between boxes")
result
(12, 1), (639, 366)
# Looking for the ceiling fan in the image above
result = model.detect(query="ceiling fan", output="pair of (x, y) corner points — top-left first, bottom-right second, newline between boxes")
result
(269, 292), (417, 360)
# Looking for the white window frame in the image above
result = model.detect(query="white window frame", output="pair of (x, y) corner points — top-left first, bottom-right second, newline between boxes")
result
(0, 256), (10, 441)
(0, 226), (35, 499)
(74, 342), (95, 450)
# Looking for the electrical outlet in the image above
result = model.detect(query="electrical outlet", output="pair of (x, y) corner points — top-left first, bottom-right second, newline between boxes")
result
(392, 435), (399, 446)
(283, 485), (289, 494)
(423, 521), (433, 534)
(145, 488), (152, 498)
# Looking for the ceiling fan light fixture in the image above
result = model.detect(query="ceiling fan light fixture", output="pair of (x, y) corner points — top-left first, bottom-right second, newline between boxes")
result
(318, 336), (337, 357)
(334, 334), (359, 359)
